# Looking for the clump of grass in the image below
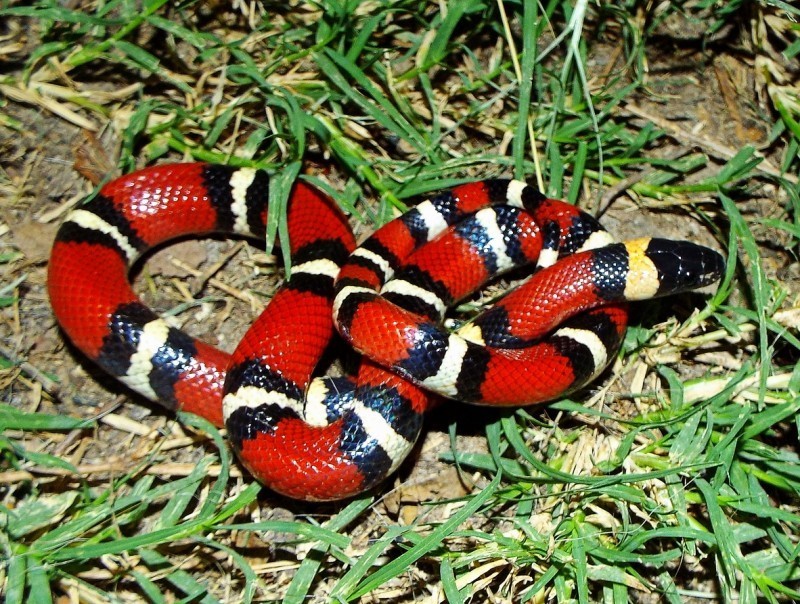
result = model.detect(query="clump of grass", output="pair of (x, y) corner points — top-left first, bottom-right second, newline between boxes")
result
(1, 0), (799, 602)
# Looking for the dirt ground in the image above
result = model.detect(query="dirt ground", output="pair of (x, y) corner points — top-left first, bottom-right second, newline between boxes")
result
(2, 4), (798, 601)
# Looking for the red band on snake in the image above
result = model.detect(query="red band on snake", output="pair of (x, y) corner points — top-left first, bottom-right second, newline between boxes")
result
(48, 163), (724, 501)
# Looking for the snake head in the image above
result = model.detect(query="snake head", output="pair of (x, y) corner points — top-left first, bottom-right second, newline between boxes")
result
(643, 238), (726, 296)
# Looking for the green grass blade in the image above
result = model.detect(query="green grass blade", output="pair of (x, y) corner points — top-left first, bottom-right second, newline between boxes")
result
(349, 473), (501, 598)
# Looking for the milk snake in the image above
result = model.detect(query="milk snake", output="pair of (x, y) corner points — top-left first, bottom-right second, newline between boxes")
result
(48, 163), (724, 500)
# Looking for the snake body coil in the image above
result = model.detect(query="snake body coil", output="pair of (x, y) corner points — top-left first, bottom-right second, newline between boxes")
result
(49, 163), (724, 500)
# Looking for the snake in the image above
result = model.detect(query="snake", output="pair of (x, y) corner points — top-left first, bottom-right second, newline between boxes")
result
(48, 163), (724, 500)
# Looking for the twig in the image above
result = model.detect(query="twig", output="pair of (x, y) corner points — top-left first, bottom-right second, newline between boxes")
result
(0, 343), (62, 397)
(623, 102), (797, 184)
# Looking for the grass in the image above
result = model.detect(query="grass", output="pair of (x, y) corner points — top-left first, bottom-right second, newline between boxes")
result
(1, 0), (800, 602)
